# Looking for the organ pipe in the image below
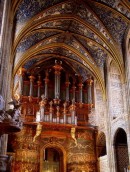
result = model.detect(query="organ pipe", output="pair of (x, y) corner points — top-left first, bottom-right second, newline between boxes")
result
(29, 75), (35, 97)
(44, 70), (49, 99)
(65, 73), (70, 102)
(37, 75), (42, 98)
(53, 61), (62, 99)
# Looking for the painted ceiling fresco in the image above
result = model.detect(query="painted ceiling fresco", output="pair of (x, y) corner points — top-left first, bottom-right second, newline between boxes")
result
(12, 0), (130, 91)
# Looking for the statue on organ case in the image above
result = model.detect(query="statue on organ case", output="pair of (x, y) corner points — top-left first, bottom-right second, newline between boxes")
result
(33, 122), (42, 142)
(71, 127), (77, 146)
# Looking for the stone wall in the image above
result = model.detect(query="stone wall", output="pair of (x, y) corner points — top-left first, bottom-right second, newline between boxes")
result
(98, 155), (108, 172)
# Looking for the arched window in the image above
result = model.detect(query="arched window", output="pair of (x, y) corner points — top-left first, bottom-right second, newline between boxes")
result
(114, 128), (129, 172)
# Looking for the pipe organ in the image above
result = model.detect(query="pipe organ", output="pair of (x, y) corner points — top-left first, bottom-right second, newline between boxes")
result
(11, 61), (96, 172)
(18, 60), (94, 126)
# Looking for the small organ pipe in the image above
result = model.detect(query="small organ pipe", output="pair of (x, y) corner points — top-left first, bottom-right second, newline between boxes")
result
(65, 73), (70, 102)
(44, 70), (49, 99)
(78, 83), (83, 103)
(37, 75), (42, 98)
(63, 102), (67, 124)
(49, 101), (53, 122)
(72, 85), (76, 102)
(29, 75), (35, 97)
(53, 61), (62, 99)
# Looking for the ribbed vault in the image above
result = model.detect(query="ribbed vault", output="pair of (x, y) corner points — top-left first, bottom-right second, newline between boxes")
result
(11, 0), (130, 98)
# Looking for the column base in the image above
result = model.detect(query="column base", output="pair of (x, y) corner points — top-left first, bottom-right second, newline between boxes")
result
(0, 155), (12, 172)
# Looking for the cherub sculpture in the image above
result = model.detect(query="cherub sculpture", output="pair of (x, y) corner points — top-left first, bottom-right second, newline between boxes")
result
(33, 123), (42, 142)
(71, 127), (77, 146)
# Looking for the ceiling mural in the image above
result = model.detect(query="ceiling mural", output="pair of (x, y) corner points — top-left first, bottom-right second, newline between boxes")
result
(16, 30), (61, 52)
(16, 0), (64, 23)
(11, 0), (130, 96)
(94, 0), (130, 18)
(76, 37), (108, 67)
(34, 1), (75, 21)
(23, 58), (37, 70)
(89, 1), (129, 44)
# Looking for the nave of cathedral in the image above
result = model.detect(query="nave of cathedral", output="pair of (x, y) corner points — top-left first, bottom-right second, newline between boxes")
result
(0, 0), (130, 172)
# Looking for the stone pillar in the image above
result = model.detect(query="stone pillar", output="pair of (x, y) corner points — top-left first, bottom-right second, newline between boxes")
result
(0, 0), (13, 102)
(0, 134), (11, 172)
(0, 134), (8, 155)
(105, 58), (114, 172)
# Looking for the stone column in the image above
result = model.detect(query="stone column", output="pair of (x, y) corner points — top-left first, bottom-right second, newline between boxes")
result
(0, 134), (8, 155)
(105, 58), (114, 172)
(0, 1), (13, 166)
(0, 0), (13, 102)
(0, 1), (19, 171)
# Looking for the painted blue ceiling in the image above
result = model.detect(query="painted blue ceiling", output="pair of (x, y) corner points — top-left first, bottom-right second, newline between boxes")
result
(17, 31), (61, 52)
(16, 0), (64, 22)
(89, 1), (129, 44)
(13, 0), (130, 79)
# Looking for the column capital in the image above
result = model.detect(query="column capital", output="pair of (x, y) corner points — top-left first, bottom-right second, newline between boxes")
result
(18, 67), (26, 76)
(65, 81), (70, 87)
(37, 80), (42, 86)
(44, 78), (49, 84)
(78, 83), (83, 88)
(86, 78), (93, 86)
(53, 63), (63, 73)
(29, 75), (35, 82)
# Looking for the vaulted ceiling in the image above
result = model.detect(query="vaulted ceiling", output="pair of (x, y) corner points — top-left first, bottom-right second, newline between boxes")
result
(11, 0), (130, 96)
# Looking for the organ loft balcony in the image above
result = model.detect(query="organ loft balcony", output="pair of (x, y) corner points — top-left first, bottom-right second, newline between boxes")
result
(14, 60), (94, 128)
